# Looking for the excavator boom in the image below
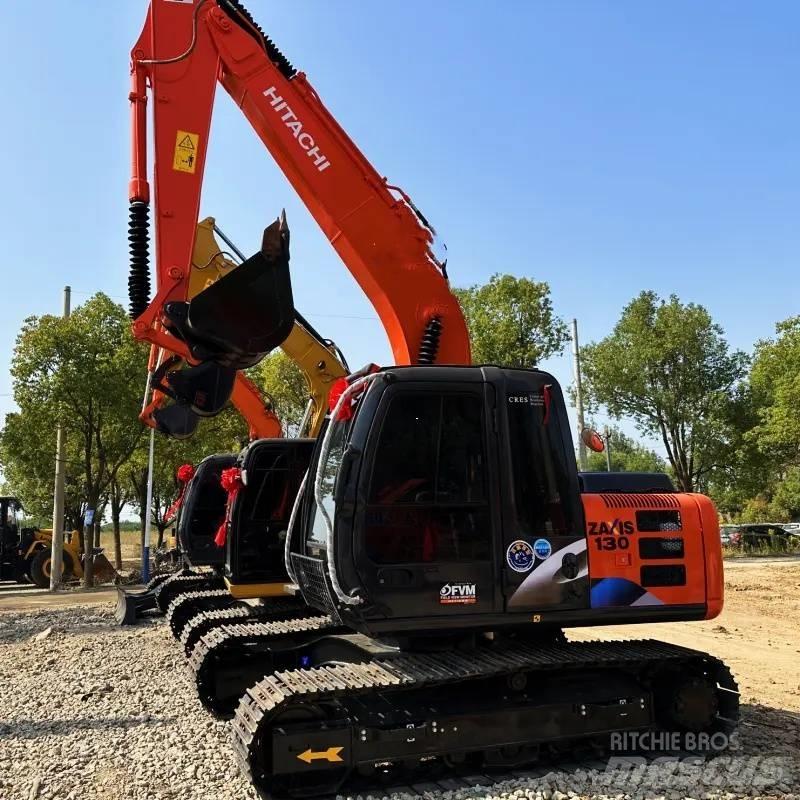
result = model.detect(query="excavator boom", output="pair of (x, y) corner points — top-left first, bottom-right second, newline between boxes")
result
(129, 0), (470, 370)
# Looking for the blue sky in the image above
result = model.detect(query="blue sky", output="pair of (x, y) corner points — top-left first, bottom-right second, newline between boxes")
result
(0, 1), (797, 458)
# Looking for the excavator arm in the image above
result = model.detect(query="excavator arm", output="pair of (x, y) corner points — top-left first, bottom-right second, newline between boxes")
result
(128, 0), (470, 374)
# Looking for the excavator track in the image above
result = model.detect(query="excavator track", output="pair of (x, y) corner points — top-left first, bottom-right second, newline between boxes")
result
(180, 596), (314, 656)
(231, 638), (739, 800)
(153, 572), (225, 614)
(189, 615), (338, 717)
(166, 588), (239, 639)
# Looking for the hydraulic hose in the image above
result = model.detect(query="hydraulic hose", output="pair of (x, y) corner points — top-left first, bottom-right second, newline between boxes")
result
(128, 200), (151, 319)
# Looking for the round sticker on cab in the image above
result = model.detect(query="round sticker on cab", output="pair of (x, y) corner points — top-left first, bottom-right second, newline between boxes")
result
(533, 538), (552, 560)
(506, 540), (535, 572)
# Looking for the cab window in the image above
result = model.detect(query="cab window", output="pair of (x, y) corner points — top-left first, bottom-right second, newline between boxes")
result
(365, 393), (489, 564)
(308, 420), (348, 546)
(506, 388), (577, 536)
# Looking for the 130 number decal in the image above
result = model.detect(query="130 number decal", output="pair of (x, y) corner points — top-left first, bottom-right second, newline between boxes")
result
(593, 536), (630, 551)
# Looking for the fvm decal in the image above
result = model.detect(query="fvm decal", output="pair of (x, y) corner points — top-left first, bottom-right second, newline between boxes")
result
(506, 540), (535, 572)
(440, 583), (476, 604)
(588, 520), (635, 536)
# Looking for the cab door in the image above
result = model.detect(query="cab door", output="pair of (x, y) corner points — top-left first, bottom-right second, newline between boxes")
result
(352, 383), (497, 621)
(499, 373), (589, 613)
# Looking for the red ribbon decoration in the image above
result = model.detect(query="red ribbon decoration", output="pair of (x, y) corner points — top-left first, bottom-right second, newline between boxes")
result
(163, 463), (196, 526)
(214, 467), (244, 547)
(542, 384), (552, 426)
(328, 376), (353, 421)
(328, 364), (381, 422)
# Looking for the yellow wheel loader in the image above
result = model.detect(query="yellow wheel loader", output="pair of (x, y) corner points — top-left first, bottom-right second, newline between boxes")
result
(0, 497), (115, 588)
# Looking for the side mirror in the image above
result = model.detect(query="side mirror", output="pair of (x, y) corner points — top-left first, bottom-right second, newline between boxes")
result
(581, 427), (605, 453)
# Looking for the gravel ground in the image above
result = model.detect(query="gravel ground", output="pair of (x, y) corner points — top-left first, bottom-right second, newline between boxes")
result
(0, 567), (798, 800)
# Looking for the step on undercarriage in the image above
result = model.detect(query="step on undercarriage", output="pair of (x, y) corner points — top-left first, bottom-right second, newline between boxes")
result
(229, 636), (739, 800)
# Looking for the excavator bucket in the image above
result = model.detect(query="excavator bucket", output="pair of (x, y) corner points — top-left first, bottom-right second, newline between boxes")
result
(164, 217), (294, 370)
(164, 361), (237, 417)
(153, 404), (200, 440)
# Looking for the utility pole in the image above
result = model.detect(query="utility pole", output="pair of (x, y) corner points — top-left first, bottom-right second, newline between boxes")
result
(50, 286), (71, 591)
(571, 318), (587, 470)
(142, 427), (156, 583)
(604, 426), (612, 471)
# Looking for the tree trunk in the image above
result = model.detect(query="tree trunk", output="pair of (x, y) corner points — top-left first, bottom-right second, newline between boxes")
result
(111, 508), (122, 570)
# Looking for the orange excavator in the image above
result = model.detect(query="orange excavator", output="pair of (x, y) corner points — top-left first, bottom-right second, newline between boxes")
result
(127, 3), (738, 797)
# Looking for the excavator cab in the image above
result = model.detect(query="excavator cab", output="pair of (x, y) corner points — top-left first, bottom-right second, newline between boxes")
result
(290, 366), (588, 637)
(174, 441), (314, 588)
(177, 453), (236, 567)
(225, 438), (314, 597)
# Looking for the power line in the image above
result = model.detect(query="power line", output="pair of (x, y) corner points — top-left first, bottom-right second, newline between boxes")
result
(69, 291), (381, 322)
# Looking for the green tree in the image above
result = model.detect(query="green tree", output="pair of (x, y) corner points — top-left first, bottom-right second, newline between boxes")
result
(1, 294), (148, 582)
(769, 467), (800, 521)
(749, 316), (800, 466)
(703, 384), (775, 516)
(584, 425), (668, 474)
(581, 291), (747, 492)
(257, 353), (307, 434)
(712, 317), (800, 521)
(0, 408), (85, 529)
(454, 274), (569, 367)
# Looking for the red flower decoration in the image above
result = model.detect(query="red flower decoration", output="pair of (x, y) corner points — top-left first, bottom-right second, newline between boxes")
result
(177, 463), (195, 484)
(214, 467), (244, 547)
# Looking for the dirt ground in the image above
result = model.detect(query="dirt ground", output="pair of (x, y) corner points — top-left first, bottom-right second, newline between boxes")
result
(0, 557), (798, 800)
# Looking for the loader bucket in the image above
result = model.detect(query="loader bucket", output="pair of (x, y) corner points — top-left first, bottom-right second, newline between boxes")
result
(164, 218), (294, 370)
(91, 552), (117, 585)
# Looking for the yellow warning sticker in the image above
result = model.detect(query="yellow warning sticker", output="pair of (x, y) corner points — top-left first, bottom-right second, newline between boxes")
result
(173, 130), (199, 173)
